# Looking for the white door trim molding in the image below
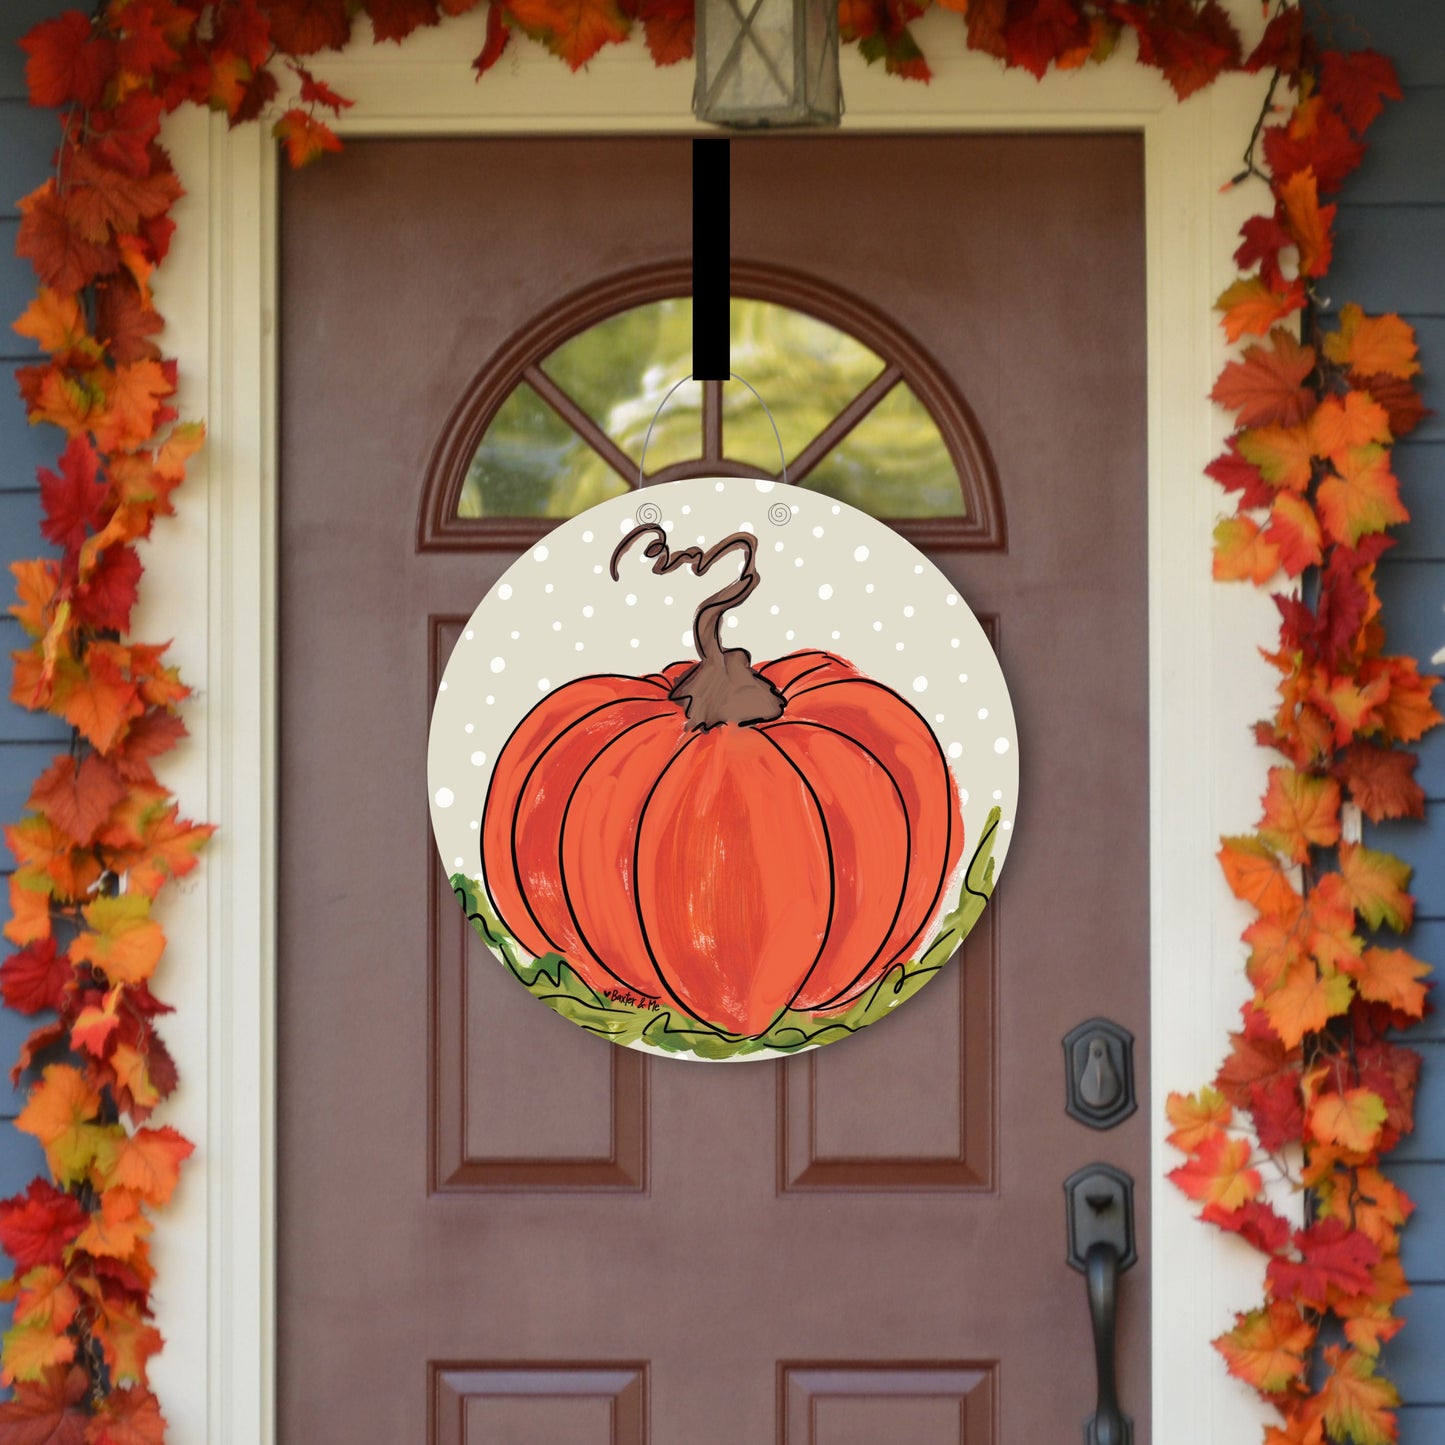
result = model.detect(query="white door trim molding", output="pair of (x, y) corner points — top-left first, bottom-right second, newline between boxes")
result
(145, 9), (1278, 1441)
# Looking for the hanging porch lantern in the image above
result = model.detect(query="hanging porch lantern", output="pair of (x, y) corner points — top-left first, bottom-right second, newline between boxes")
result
(693, 0), (842, 129)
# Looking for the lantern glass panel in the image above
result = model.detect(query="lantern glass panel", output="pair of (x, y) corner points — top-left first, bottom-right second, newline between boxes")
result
(694, 0), (841, 128)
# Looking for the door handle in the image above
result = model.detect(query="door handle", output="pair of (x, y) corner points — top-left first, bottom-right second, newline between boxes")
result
(1064, 1164), (1136, 1445)
(1086, 1241), (1126, 1445)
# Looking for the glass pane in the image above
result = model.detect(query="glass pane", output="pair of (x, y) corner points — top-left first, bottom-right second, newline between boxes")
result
(458, 382), (631, 520)
(799, 381), (966, 518)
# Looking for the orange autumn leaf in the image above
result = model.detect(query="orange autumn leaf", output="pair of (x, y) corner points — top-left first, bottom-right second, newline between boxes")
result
(1309, 1088), (1388, 1154)
(12, 1266), (80, 1334)
(1259, 767), (1341, 863)
(1219, 835), (1301, 918)
(1316, 444), (1408, 547)
(1211, 328), (1316, 427)
(110, 1043), (161, 1116)
(1313, 1347), (1399, 1445)
(272, 108), (344, 168)
(70, 894), (166, 987)
(1216, 275), (1306, 342)
(1376, 656), (1443, 745)
(502, 0), (630, 69)
(13, 287), (93, 356)
(84, 1287), (163, 1386)
(1166, 1086), (1232, 1149)
(1343, 947), (1431, 1018)
(1215, 1301), (1315, 1396)
(1334, 741), (1425, 823)
(1239, 424), (1314, 491)
(14, 1064), (107, 1186)
(91, 359), (175, 453)
(1244, 913), (1304, 993)
(1278, 167), (1336, 277)
(75, 1189), (152, 1262)
(1323, 303), (1420, 380)
(1337, 842), (1413, 932)
(1213, 514), (1280, 583)
(94, 1126), (194, 1208)
(1168, 1130), (1262, 1211)
(117, 805), (216, 899)
(63, 149), (183, 246)
(9, 558), (62, 638)
(1266, 491), (1324, 575)
(1259, 958), (1354, 1048)
(0, 1320), (77, 1385)
(4, 872), (54, 948)
(1309, 392), (1392, 460)
(15, 179), (117, 297)
(50, 650), (144, 753)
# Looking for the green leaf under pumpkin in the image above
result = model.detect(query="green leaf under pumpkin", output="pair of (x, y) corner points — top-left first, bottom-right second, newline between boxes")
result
(450, 806), (1001, 1060)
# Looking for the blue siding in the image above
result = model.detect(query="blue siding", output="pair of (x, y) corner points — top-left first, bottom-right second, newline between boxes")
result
(0, 0), (68, 1368)
(1340, 6), (1445, 1434)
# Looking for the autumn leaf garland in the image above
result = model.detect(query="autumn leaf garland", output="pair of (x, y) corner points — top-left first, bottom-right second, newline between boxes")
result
(0, 2), (1438, 1443)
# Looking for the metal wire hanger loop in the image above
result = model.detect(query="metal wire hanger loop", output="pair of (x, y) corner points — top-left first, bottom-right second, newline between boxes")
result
(636, 372), (789, 487)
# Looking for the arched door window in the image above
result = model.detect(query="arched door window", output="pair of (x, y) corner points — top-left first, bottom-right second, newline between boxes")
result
(419, 263), (1003, 551)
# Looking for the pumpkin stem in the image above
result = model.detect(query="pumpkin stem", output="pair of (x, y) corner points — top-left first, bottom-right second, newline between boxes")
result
(611, 523), (786, 731)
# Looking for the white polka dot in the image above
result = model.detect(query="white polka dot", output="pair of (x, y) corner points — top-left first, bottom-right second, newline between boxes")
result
(464, 722), (474, 733)
(510, 630), (520, 640)
(872, 621), (883, 632)
(682, 504), (692, 514)
(934, 713), (945, 723)
(593, 564), (603, 574)
(619, 518), (634, 533)
(582, 530), (594, 543)
(485, 694), (495, 705)
(582, 605), (594, 618)
(947, 742), (963, 760)
(977, 707), (989, 719)
(865, 583), (875, 594)
(681, 631), (693, 646)
(946, 593), (958, 606)
(544, 583), (554, 594)
(994, 737), (1010, 754)
(489, 657), (505, 673)
(831, 630), (841, 640)
(498, 584), (513, 600)
(625, 593), (637, 606)
(950, 638), (960, 648)
(435, 787), (455, 808)
(774, 541), (785, 552)
(1002, 820), (1013, 831)
(895, 642), (905, 651)
(574, 642), (584, 651)
(785, 630), (796, 641)
(831, 505), (841, 515)
(664, 520), (674, 532)
(726, 615), (739, 628)
(770, 604), (780, 615)
(912, 676), (928, 693)
(552, 621), (562, 631)
(790, 505), (799, 514)
(470, 750), (486, 766)
(740, 521), (755, 534)
(538, 678), (550, 690)
(464, 629), (474, 640)
(817, 584), (833, 600)
(913, 564), (923, 575)
(959, 674), (969, 683)
(664, 595), (674, 605)
(630, 638), (640, 648)
(794, 557), (804, 568)
(453, 857), (464, 869)
(438, 680), (448, 692)
(469, 819), (479, 830)
(993, 789), (1003, 800)
(715, 481), (726, 492)
(697, 535), (707, 546)
(812, 525), (824, 538)
(959, 789), (969, 805)
(755, 479), (775, 494)
(533, 545), (549, 562)
(853, 545), (869, 562)
(902, 606), (915, 618)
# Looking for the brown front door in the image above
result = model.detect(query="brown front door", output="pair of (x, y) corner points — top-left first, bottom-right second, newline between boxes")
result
(277, 134), (1148, 1443)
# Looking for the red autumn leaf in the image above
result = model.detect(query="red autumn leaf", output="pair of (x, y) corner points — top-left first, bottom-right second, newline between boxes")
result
(84, 91), (167, 181)
(1211, 329), (1316, 428)
(630, 0), (693, 65)
(1258, 767), (1341, 863)
(1244, 7), (1302, 75)
(28, 754), (128, 847)
(1218, 835), (1301, 918)
(1337, 842), (1413, 932)
(87, 1386), (168, 1445)
(1129, 0), (1241, 100)
(1343, 947), (1431, 1019)
(295, 68), (355, 112)
(1168, 1130), (1261, 1211)
(1314, 1346), (1399, 1445)
(38, 436), (107, 558)
(366, 0), (443, 43)
(52, 651), (143, 755)
(1376, 656), (1443, 745)
(1215, 276), (1305, 344)
(17, 181), (119, 298)
(75, 544), (144, 634)
(94, 278), (164, 365)
(1215, 1301), (1314, 1396)
(996, 0), (1088, 80)
(1354, 373), (1428, 439)
(0, 939), (73, 1017)
(1206, 437), (1273, 509)
(113, 4), (183, 81)
(230, 65), (282, 127)
(1263, 96), (1366, 194)
(1333, 741), (1424, 822)
(261, 0), (354, 54)
(1317, 445), (1407, 547)
(64, 150), (184, 247)
(273, 108), (345, 168)
(1201, 1198), (1293, 1255)
(1235, 212), (1293, 292)
(21, 11), (117, 108)
(474, 1), (513, 72)
(1212, 514), (1279, 584)
(1268, 1218), (1379, 1310)
(1356, 1039), (1421, 1147)
(1266, 493), (1323, 577)
(110, 709), (188, 785)
(1247, 1070), (1307, 1154)
(1318, 50), (1402, 136)
(0, 1363), (89, 1445)
(1278, 168), (1335, 278)
(504, 0), (631, 69)
(216, 0), (275, 68)
(0, 1181), (88, 1274)
(1309, 1086), (1387, 1154)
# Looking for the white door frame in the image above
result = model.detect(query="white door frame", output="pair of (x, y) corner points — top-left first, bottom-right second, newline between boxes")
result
(140, 8), (1280, 1440)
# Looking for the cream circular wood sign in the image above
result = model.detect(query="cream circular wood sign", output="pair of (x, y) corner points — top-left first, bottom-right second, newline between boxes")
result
(428, 477), (1018, 1060)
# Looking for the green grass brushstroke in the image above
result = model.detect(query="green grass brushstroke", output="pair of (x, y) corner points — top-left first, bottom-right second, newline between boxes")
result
(450, 806), (1000, 1059)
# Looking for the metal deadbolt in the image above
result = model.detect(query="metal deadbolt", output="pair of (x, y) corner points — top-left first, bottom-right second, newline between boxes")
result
(1063, 1019), (1136, 1129)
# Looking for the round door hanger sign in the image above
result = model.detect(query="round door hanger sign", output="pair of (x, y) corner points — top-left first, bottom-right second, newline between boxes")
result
(428, 477), (1019, 1061)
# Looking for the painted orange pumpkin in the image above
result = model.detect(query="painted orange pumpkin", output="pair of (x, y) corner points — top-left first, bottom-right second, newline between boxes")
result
(481, 525), (964, 1038)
